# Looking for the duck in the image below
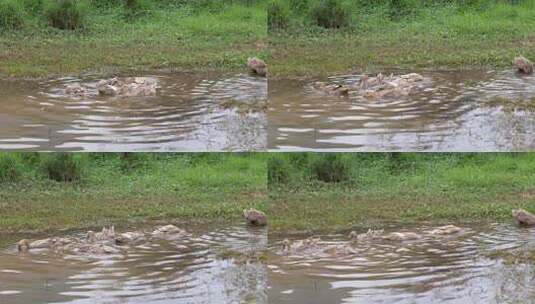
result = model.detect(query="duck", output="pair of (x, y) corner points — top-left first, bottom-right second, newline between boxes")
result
(383, 232), (421, 241)
(115, 231), (146, 245)
(65, 83), (87, 96)
(120, 77), (158, 97)
(17, 239), (30, 253)
(247, 57), (267, 77)
(349, 229), (384, 241)
(28, 237), (56, 249)
(359, 75), (370, 90)
(513, 209), (535, 226)
(67, 243), (122, 255)
(428, 225), (463, 235)
(87, 226), (116, 243)
(244, 208), (267, 226)
(151, 225), (188, 240)
(97, 77), (158, 97)
(312, 82), (350, 97)
(281, 239), (291, 255)
(323, 244), (357, 257)
(514, 56), (533, 74)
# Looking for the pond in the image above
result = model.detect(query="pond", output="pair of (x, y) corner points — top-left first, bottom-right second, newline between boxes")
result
(0, 73), (266, 152)
(268, 223), (535, 304)
(0, 224), (267, 304)
(268, 70), (535, 151)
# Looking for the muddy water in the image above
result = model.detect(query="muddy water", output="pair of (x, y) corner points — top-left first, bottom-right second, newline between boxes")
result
(0, 73), (266, 151)
(268, 223), (535, 304)
(269, 70), (535, 151)
(0, 224), (267, 304)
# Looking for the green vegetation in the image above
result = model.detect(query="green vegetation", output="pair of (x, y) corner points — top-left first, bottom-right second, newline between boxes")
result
(0, 0), (25, 30)
(269, 0), (535, 77)
(0, 0), (267, 77)
(0, 153), (267, 233)
(43, 0), (90, 30)
(269, 153), (535, 233)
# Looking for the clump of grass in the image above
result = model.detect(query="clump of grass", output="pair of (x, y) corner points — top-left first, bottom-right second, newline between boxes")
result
(43, 0), (89, 30)
(40, 153), (86, 182)
(308, 0), (350, 28)
(21, 0), (43, 14)
(308, 153), (351, 183)
(0, 154), (24, 183)
(0, 153), (266, 233)
(119, 152), (151, 172)
(0, 0), (26, 30)
(0, 2), (266, 77)
(268, 156), (291, 185)
(388, 0), (420, 19)
(268, 153), (535, 232)
(268, 0), (290, 31)
(124, 0), (153, 20)
(289, 0), (309, 12)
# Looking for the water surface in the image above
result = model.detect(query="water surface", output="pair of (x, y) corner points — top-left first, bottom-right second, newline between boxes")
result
(0, 73), (266, 151)
(0, 224), (267, 304)
(269, 70), (535, 151)
(269, 223), (535, 304)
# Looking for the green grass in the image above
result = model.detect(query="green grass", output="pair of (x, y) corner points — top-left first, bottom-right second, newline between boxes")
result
(268, 153), (535, 233)
(0, 153), (267, 233)
(270, 1), (535, 77)
(0, 2), (267, 78)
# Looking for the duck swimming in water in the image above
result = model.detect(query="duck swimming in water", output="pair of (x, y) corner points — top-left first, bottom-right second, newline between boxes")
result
(87, 226), (116, 243)
(313, 72), (427, 100)
(97, 77), (158, 97)
(17, 239), (30, 253)
(65, 83), (87, 96)
(349, 229), (384, 242)
(383, 232), (421, 241)
(115, 231), (146, 245)
(151, 225), (188, 240)
(428, 225), (463, 235)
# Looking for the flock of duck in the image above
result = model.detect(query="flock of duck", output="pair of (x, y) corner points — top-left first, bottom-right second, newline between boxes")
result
(63, 57), (267, 98)
(14, 207), (535, 258)
(312, 72), (430, 99)
(15, 208), (267, 257)
(279, 208), (535, 258)
(310, 55), (535, 100)
(62, 54), (532, 101)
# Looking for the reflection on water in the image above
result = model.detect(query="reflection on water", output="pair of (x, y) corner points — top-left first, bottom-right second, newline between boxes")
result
(268, 70), (535, 151)
(268, 223), (535, 304)
(0, 224), (267, 304)
(0, 73), (266, 151)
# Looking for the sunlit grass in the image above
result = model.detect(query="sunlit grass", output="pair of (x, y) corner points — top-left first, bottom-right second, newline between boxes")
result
(271, 1), (535, 77)
(0, 3), (267, 77)
(0, 153), (267, 233)
(269, 153), (535, 233)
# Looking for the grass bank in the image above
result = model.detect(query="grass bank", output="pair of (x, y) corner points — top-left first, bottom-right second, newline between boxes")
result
(0, 153), (267, 233)
(269, 0), (535, 77)
(268, 153), (535, 233)
(0, 1), (267, 78)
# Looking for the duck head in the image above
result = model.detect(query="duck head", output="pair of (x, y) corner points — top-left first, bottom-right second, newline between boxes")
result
(282, 239), (291, 252)
(17, 239), (30, 253)
(86, 231), (96, 243)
